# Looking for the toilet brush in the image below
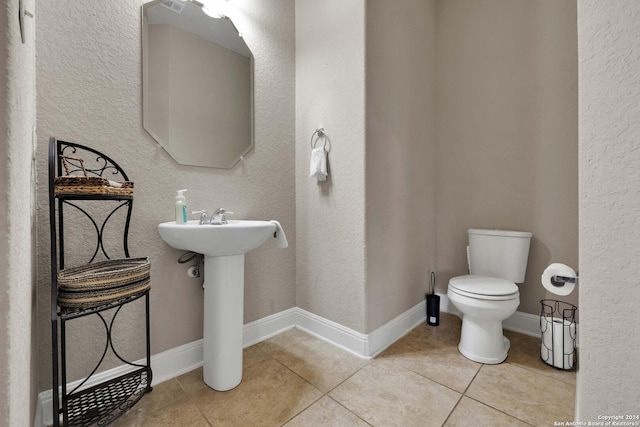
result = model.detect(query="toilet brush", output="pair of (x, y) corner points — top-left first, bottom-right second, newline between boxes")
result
(426, 271), (440, 326)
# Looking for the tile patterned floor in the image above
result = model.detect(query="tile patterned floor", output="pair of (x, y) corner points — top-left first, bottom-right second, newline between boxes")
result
(113, 313), (576, 426)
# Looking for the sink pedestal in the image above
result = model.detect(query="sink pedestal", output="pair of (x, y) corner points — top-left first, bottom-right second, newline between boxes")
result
(202, 254), (245, 391)
(157, 219), (288, 391)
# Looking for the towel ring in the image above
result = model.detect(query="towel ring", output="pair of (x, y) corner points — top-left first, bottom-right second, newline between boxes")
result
(310, 128), (329, 151)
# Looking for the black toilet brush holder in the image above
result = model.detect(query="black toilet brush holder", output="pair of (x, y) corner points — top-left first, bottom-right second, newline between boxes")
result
(426, 272), (440, 326)
(426, 294), (440, 326)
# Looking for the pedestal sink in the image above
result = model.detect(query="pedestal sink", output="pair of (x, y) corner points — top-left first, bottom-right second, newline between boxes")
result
(157, 220), (288, 391)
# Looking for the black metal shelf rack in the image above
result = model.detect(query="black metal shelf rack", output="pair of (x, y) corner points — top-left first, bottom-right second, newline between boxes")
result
(48, 137), (152, 426)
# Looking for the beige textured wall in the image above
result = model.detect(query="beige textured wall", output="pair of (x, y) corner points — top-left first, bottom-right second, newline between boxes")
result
(295, 0), (367, 333)
(0, 0), (37, 424)
(365, 0), (438, 332)
(577, 0), (640, 418)
(436, 0), (578, 315)
(36, 0), (295, 390)
(0, 3), (9, 418)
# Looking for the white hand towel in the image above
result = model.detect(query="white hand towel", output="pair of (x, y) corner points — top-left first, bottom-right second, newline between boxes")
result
(269, 220), (289, 248)
(309, 148), (328, 181)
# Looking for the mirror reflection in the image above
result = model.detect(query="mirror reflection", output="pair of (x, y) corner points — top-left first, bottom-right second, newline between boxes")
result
(142, 0), (254, 169)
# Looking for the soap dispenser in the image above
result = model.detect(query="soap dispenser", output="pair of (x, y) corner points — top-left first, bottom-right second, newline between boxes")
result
(175, 189), (188, 224)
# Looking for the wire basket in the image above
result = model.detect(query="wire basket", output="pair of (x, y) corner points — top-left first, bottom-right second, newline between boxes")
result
(57, 257), (150, 309)
(540, 299), (577, 370)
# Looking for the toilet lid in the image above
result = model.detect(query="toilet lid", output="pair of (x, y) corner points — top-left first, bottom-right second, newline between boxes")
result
(449, 275), (518, 297)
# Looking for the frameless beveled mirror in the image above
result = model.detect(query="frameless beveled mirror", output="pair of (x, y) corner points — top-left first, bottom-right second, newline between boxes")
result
(142, 0), (254, 168)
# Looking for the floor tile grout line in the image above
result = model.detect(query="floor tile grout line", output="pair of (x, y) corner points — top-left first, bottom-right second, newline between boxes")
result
(271, 354), (331, 393)
(263, 331), (377, 426)
(278, 391), (326, 427)
(326, 358), (372, 393)
(400, 361), (481, 396)
(270, 355), (332, 426)
(462, 362), (548, 426)
(174, 376), (215, 426)
(462, 395), (537, 427)
(440, 393), (465, 426)
(193, 394), (215, 427)
(320, 362), (374, 425)
(461, 363), (484, 396)
(270, 339), (375, 426)
(438, 362), (485, 426)
(272, 355), (373, 427)
(327, 395), (375, 427)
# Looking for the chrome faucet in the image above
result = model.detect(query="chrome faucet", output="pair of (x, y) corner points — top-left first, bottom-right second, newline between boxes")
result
(210, 208), (233, 225)
(192, 210), (209, 225)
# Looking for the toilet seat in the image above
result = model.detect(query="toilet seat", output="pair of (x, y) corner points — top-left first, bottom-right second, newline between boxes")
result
(448, 275), (519, 301)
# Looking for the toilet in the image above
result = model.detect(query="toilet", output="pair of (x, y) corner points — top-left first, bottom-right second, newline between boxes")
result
(447, 228), (532, 364)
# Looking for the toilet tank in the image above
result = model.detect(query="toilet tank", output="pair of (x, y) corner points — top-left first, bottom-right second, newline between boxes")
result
(468, 228), (532, 283)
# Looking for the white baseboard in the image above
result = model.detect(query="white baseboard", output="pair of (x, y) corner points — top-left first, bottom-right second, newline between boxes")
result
(504, 310), (542, 338)
(36, 297), (543, 426)
(367, 299), (428, 357)
(243, 307), (297, 348)
(293, 308), (370, 358)
(151, 338), (204, 385)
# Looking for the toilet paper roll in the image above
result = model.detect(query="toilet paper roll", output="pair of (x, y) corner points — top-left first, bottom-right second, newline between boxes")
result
(541, 317), (576, 369)
(541, 263), (576, 296)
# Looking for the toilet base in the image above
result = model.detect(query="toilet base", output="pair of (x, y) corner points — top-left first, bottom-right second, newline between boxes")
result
(458, 316), (510, 364)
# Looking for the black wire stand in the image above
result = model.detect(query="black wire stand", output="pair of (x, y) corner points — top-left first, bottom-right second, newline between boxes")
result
(49, 138), (153, 426)
(540, 299), (577, 370)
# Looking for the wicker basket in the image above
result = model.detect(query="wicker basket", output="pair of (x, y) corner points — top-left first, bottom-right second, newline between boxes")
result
(54, 176), (134, 197)
(55, 155), (134, 196)
(57, 258), (150, 309)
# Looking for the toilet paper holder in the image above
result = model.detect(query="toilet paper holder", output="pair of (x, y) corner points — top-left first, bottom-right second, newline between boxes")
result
(551, 274), (578, 286)
(542, 263), (578, 296)
(540, 299), (577, 370)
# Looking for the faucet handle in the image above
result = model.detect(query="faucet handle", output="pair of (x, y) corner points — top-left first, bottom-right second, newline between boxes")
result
(211, 208), (234, 224)
(191, 210), (208, 225)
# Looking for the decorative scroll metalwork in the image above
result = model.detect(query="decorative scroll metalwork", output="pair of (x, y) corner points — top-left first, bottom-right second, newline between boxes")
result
(58, 142), (130, 181)
(61, 200), (131, 263)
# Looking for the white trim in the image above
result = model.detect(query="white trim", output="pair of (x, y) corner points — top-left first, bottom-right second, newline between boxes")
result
(243, 307), (297, 348)
(34, 395), (44, 427)
(504, 310), (542, 338)
(36, 298), (545, 426)
(150, 339), (204, 384)
(293, 308), (370, 358)
(366, 299), (427, 357)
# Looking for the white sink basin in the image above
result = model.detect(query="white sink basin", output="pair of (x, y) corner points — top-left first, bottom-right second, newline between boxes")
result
(158, 220), (278, 256)
(157, 218), (287, 391)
